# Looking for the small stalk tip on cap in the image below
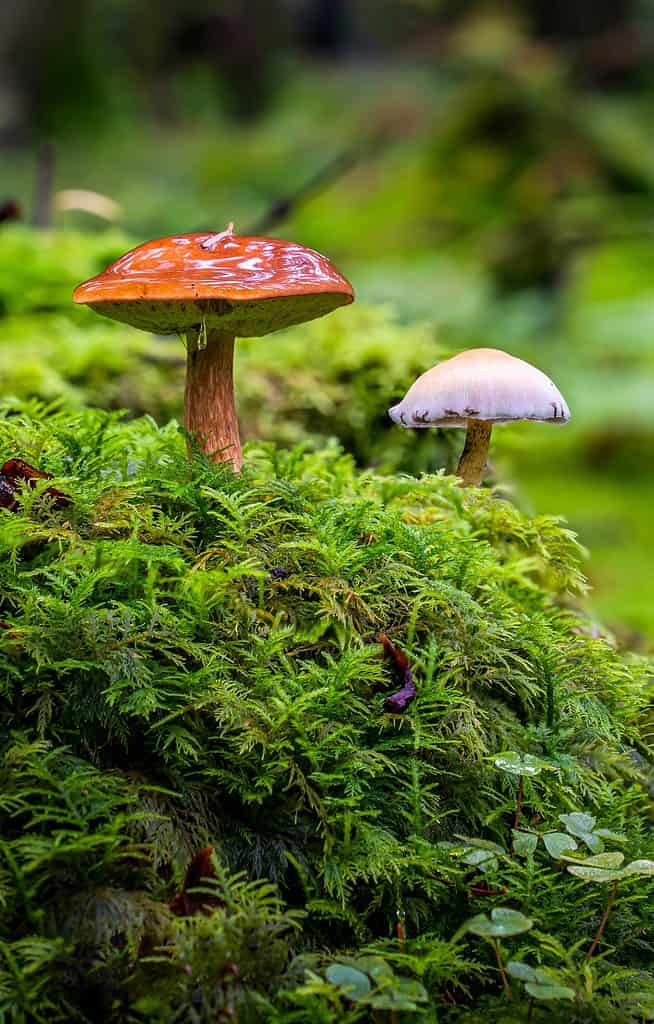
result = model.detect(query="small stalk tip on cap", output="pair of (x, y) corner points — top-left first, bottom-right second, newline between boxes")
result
(201, 223), (235, 251)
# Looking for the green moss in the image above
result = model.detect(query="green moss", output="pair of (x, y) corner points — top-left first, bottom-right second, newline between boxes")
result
(0, 404), (651, 1021)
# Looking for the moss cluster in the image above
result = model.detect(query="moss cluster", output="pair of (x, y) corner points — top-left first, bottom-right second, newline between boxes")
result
(0, 404), (652, 1021)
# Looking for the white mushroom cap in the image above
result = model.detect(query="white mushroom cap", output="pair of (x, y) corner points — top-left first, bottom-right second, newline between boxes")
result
(388, 348), (570, 428)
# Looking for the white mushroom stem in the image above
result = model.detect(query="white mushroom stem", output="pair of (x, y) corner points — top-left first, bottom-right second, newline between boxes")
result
(184, 328), (242, 471)
(457, 419), (492, 487)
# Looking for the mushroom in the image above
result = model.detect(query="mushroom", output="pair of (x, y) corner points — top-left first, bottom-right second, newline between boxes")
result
(73, 224), (354, 470)
(388, 348), (570, 487)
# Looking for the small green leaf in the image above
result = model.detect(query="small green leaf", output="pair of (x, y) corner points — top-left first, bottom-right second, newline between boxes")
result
(525, 982), (576, 1001)
(565, 852), (625, 883)
(394, 979), (428, 1002)
(566, 852), (624, 869)
(352, 957), (394, 982)
(508, 963), (575, 1001)
(564, 853), (652, 883)
(368, 993), (418, 1011)
(579, 832), (604, 854)
(456, 836), (506, 854)
(594, 829), (626, 842)
(366, 978), (427, 1011)
(367, 980), (427, 1011)
(466, 907), (533, 938)
(512, 831), (538, 857)
(463, 849), (498, 871)
(567, 866), (623, 882)
(543, 832), (578, 859)
(559, 812), (597, 837)
(494, 752), (551, 777)
(622, 859), (654, 877)
(326, 964), (372, 1000)
(508, 962), (540, 982)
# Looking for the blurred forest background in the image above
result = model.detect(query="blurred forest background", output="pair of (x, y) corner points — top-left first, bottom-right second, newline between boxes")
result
(2, 0), (654, 641)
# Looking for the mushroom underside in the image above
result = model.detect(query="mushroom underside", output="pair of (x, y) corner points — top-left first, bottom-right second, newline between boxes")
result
(81, 292), (351, 336)
(389, 411), (569, 428)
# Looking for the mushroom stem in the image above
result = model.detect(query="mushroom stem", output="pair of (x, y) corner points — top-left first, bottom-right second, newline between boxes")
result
(457, 419), (492, 487)
(184, 328), (242, 471)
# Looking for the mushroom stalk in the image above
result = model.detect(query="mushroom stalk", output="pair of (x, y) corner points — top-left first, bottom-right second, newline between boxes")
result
(457, 419), (492, 487)
(184, 328), (242, 471)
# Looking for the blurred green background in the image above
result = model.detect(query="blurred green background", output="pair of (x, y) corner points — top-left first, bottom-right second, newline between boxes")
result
(2, 0), (654, 641)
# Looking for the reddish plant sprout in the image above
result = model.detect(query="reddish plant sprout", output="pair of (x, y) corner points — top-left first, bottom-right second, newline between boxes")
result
(0, 459), (71, 512)
(467, 884), (508, 901)
(379, 632), (417, 712)
(169, 845), (223, 917)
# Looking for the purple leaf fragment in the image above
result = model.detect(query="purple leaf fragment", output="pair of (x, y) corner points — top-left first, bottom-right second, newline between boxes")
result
(379, 632), (417, 713)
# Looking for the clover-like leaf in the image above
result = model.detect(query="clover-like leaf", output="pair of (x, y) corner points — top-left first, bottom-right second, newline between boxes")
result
(508, 963), (574, 1001)
(512, 830), (538, 857)
(494, 752), (552, 777)
(580, 832), (604, 854)
(543, 832), (578, 859)
(566, 852), (624, 869)
(594, 828), (626, 843)
(507, 962), (540, 983)
(525, 982), (576, 1001)
(622, 859), (654, 878)
(567, 866), (623, 882)
(463, 849), (499, 873)
(565, 853), (654, 884)
(466, 907), (533, 938)
(368, 979), (428, 1011)
(455, 836), (505, 873)
(559, 812), (596, 836)
(326, 964), (372, 1000)
(565, 851), (625, 883)
(393, 979), (428, 1003)
(456, 836), (506, 854)
(559, 813), (605, 852)
(352, 957), (394, 982)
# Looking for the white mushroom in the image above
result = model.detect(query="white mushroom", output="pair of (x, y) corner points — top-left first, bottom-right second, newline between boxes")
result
(388, 348), (570, 486)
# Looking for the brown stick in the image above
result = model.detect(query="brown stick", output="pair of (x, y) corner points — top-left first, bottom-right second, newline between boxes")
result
(184, 328), (242, 470)
(586, 881), (618, 960)
(457, 419), (492, 487)
(493, 939), (512, 1000)
(513, 774), (524, 830)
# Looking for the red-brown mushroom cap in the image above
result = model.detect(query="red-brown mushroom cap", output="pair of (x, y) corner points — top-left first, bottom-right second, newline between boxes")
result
(73, 226), (354, 336)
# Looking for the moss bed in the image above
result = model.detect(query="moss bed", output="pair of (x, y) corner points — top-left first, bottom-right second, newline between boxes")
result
(0, 403), (652, 1023)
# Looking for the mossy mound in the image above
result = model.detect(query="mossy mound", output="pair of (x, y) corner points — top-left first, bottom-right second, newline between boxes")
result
(0, 404), (652, 1022)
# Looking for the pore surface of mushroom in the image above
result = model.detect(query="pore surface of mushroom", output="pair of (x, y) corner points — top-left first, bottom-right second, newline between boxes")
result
(74, 224), (354, 470)
(388, 348), (570, 486)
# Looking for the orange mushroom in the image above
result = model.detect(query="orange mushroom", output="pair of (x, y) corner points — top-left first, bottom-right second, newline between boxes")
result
(74, 224), (353, 470)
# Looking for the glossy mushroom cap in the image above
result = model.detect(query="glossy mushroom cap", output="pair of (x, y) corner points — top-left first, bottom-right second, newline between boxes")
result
(73, 226), (354, 336)
(388, 348), (570, 428)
